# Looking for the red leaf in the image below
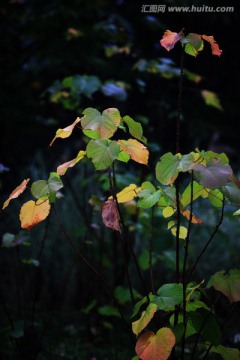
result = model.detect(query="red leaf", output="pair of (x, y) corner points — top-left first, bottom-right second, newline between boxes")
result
(102, 199), (121, 233)
(160, 30), (183, 51)
(202, 35), (222, 57)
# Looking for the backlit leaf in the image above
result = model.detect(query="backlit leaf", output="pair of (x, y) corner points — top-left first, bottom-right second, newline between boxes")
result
(181, 181), (208, 208)
(118, 139), (149, 165)
(210, 344), (240, 360)
(57, 150), (86, 175)
(123, 116), (147, 144)
(132, 303), (157, 336)
(201, 90), (223, 111)
(162, 206), (175, 218)
(202, 35), (222, 56)
(207, 269), (240, 303)
(207, 189), (224, 208)
(2, 178), (30, 209)
(20, 198), (51, 230)
(160, 29), (183, 51)
(222, 181), (240, 206)
(86, 139), (120, 170)
(181, 209), (202, 224)
(112, 184), (141, 203)
(193, 159), (232, 189)
(31, 172), (63, 203)
(171, 226), (188, 240)
(49, 117), (81, 146)
(102, 199), (121, 233)
(152, 283), (183, 310)
(81, 107), (120, 139)
(135, 328), (175, 360)
(138, 182), (161, 209)
(184, 33), (203, 57)
(156, 153), (179, 185)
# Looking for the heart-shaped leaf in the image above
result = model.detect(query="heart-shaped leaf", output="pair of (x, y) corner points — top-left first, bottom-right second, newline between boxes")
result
(193, 159), (232, 189)
(207, 269), (240, 303)
(20, 198), (51, 230)
(118, 139), (149, 165)
(86, 139), (120, 170)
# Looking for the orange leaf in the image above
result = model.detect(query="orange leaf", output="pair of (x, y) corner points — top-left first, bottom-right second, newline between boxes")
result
(49, 117), (81, 146)
(102, 199), (121, 233)
(19, 199), (51, 230)
(160, 30), (183, 51)
(2, 178), (30, 209)
(202, 35), (222, 57)
(181, 209), (202, 224)
(118, 139), (149, 165)
(136, 328), (176, 360)
(57, 150), (86, 175)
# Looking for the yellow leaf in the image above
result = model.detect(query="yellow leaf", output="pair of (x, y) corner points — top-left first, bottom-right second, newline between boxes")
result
(19, 198), (51, 230)
(109, 184), (141, 203)
(171, 226), (188, 240)
(132, 303), (157, 336)
(118, 139), (149, 165)
(2, 178), (30, 210)
(57, 150), (86, 175)
(162, 206), (175, 218)
(49, 117), (81, 146)
(135, 328), (176, 360)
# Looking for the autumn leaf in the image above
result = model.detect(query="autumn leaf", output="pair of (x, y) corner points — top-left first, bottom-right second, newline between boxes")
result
(2, 178), (30, 209)
(132, 303), (157, 336)
(207, 269), (240, 303)
(160, 30), (183, 51)
(57, 150), (86, 175)
(49, 117), (81, 146)
(135, 328), (176, 360)
(202, 35), (222, 56)
(19, 198), (51, 230)
(102, 199), (121, 232)
(181, 209), (202, 224)
(110, 184), (141, 203)
(201, 90), (223, 111)
(118, 139), (149, 165)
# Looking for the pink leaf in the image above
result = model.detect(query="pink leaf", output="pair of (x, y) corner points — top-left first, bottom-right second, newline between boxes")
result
(160, 30), (183, 51)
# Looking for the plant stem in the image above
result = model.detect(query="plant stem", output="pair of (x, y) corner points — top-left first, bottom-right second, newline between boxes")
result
(176, 45), (184, 154)
(149, 206), (156, 294)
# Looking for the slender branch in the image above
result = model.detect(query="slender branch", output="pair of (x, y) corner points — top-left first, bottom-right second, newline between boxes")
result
(149, 206), (156, 294)
(176, 45), (184, 154)
(187, 198), (225, 283)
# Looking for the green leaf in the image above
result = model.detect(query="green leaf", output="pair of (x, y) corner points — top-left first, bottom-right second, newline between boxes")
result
(171, 226), (188, 240)
(31, 180), (49, 199)
(114, 286), (140, 305)
(208, 189), (224, 207)
(151, 283), (183, 310)
(86, 139), (120, 170)
(138, 182), (161, 209)
(193, 159), (232, 189)
(207, 269), (240, 303)
(156, 152), (180, 185)
(132, 303), (157, 336)
(132, 296), (148, 319)
(210, 344), (240, 360)
(158, 187), (176, 209)
(222, 181), (240, 206)
(31, 172), (63, 203)
(201, 90), (223, 111)
(181, 181), (208, 208)
(98, 305), (121, 318)
(81, 107), (121, 139)
(123, 115), (147, 144)
(184, 33), (203, 57)
(117, 150), (130, 163)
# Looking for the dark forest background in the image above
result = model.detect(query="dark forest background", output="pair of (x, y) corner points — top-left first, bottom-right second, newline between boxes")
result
(0, 0), (239, 359)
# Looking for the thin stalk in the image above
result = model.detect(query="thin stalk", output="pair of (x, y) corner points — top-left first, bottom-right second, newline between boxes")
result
(187, 198), (225, 283)
(149, 206), (156, 294)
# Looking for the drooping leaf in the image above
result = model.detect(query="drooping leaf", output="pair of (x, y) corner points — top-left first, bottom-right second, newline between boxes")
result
(81, 107), (120, 139)
(135, 328), (175, 360)
(160, 29), (183, 51)
(111, 184), (141, 203)
(210, 344), (240, 360)
(49, 117), (81, 146)
(19, 198), (51, 230)
(132, 296), (148, 319)
(132, 303), (157, 336)
(152, 283), (183, 310)
(207, 269), (240, 303)
(2, 178), (30, 209)
(171, 226), (188, 240)
(102, 199), (121, 233)
(202, 35), (222, 56)
(123, 115), (147, 144)
(57, 150), (86, 175)
(181, 209), (202, 224)
(156, 153), (179, 185)
(137, 182), (161, 209)
(86, 139), (120, 170)
(184, 33), (203, 57)
(201, 90), (223, 111)
(193, 159), (232, 189)
(181, 181), (208, 208)
(118, 139), (149, 165)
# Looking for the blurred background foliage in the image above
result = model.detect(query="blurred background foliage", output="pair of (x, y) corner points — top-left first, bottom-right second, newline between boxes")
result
(0, 0), (240, 359)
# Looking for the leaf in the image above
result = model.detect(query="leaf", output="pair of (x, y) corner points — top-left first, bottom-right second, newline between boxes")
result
(171, 226), (188, 240)
(138, 182), (161, 209)
(193, 159), (232, 189)
(123, 116), (147, 144)
(160, 29), (183, 51)
(86, 139), (120, 170)
(156, 153), (179, 185)
(210, 344), (240, 360)
(118, 139), (149, 165)
(202, 35), (222, 56)
(132, 296), (148, 319)
(2, 179), (30, 209)
(135, 328), (176, 360)
(132, 303), (157, 336)
(162, 206), (175, 218)
(19, 198), (51, 230)
(112, 184), (141, 203)
(31, 172), (63, 203)
(81, 107), (120, 139)
(102, 199), (121, 233)
(201, 90), (223, 111)
(181, 181), (208, 208)
(152, 283), (183, 310)
(207, 189), (224, 208)
(222, 181), (240, 206)
(57, 150), (86, 175)
(184, 33), (203, 57)
(207, 269), (240, 303)
(181, 209), (202, 224)
(117, 150), (130, 163)
(98, 305), (121, 318)
(49, 117), (81, 146)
